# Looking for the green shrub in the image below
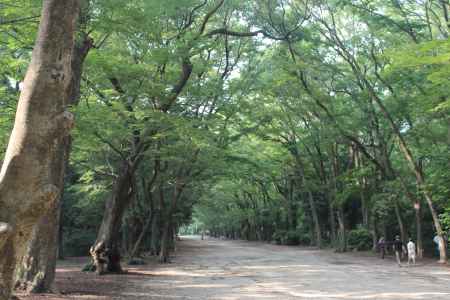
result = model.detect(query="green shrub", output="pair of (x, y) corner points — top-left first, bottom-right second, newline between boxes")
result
(285, 230), (301, 245)
(347, 227), (372, 251)
(272, 229), (286, 245)
(272, 229), (301, 245)
(298, 233), (311, 246)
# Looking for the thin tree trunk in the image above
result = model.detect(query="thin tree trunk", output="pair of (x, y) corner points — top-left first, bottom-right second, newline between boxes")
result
(330, 143), (346, 252)
(355, 150), (370, 228)
(307, 190), (322, 248)
(336, 207), (347, 252)
(415, 200), (424, 259)
(129, 174), (159, 259)
(396, 171), (425, 258)
(129, 212), (153, 260)
(366, 81), (447, 262)
(0, 1), (78, 298)
(318, 18), (447, 262)
(329, 205), (337, 245)
(394, 198), (406, 244)
(290, 146), (322, 248)
(370, 216), (378, 251)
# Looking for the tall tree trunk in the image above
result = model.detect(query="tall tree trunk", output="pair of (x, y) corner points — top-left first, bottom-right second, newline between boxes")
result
(129, 211), (153, 260)
(121, 217), (131, 255)
(330, 143), (346, 252)
(58, 214), (64, 260)
(14, 28), (93, 294)
(336, 207), (347, 252)
(366, 85), (447, 263)
(91, 163), (135, 273)
(159, 218), (172, 263)
(394, 198), (406, 244)
(290, 148), (321, 247)
(13, 215), (59, 293)
(395, 170), (426, 259)
(0, 1), (78, 298)
(355, 150), (370, 228)
(415, 200), (424, 259)
(307, 190), (322, 248)
(370, 216), (378, 251)
(322, 20), (447, 262)
(327, 145), (338, 247)
(159, 184), (184, 263)
(129, 176), (158, 259)
(329, 203), (337, 246)
(150, 210), (161, 256)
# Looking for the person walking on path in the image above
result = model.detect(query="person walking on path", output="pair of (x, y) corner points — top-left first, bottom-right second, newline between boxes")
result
(433, 234), (441, 257)
(393, 235), (405, 267)
(407, 238), (416, 266)
(378, 237), (386, 259)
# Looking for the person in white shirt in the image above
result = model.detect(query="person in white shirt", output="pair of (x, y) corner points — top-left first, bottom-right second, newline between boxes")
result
(407, 238), (416, 266)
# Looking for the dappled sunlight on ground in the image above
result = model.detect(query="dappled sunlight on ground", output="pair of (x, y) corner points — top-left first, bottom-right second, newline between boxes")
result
(16, 236), (450, 299)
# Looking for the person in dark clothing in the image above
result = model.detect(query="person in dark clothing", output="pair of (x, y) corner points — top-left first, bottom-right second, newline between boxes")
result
(393, 235), (405, 267)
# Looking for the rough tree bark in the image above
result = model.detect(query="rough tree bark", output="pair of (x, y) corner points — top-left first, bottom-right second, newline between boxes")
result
(14, 28), (93, 295)
(91, 162), (136, 273)
(0, 1), (78, 298)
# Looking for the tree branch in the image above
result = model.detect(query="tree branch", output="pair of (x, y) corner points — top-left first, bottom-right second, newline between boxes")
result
(161, 58), (193, 112)
(93, 131), (127, 161)
(197, 0), (225, 37)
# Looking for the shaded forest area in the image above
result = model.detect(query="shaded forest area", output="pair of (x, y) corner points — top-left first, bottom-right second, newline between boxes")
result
(0, 0), (449, 299)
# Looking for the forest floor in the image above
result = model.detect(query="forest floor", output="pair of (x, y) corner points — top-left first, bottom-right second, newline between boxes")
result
(16, 236), (450, 300)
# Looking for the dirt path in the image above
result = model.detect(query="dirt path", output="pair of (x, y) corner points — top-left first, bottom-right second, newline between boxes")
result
(18, 236), (450, 299)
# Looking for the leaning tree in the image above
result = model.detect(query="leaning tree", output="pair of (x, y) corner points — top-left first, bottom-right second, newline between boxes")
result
(0, 0), (79, 298)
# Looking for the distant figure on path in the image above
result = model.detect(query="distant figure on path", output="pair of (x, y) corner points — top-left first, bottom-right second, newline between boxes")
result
(378, 237), (386, 259)
(393, 235), (405, 267)
(407, 238), (416, 266)
(433, 234), (441, 257)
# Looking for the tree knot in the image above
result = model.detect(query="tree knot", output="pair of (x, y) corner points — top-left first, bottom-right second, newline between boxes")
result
(41, 184), (59, 204)
(62, 110), (75, 132)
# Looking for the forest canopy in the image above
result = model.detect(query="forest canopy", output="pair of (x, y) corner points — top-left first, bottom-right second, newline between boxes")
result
(0, 0), (449, 297)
